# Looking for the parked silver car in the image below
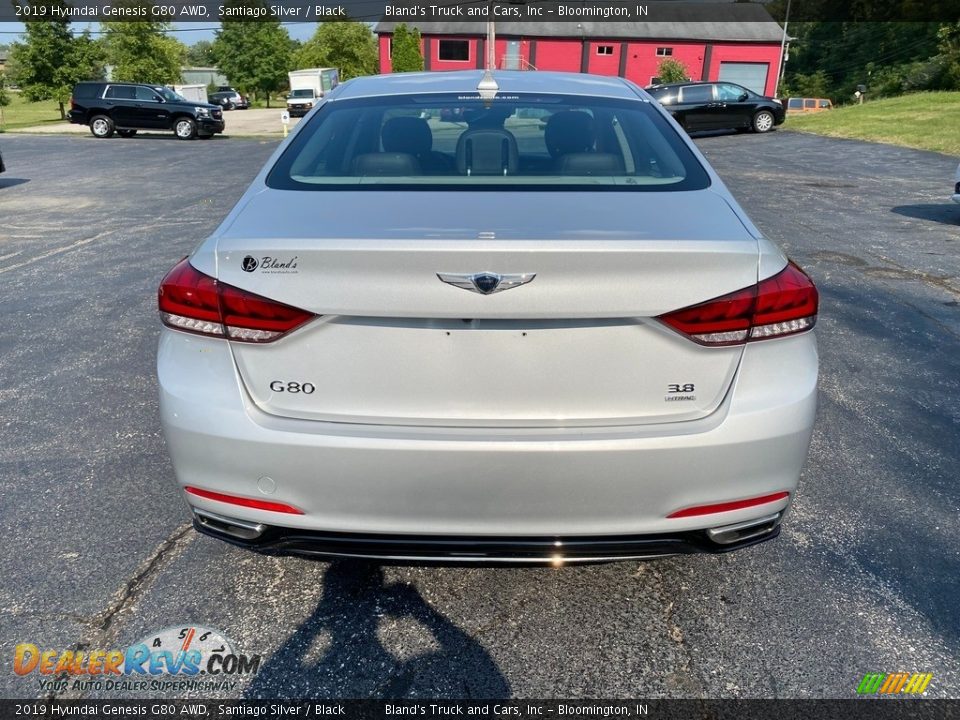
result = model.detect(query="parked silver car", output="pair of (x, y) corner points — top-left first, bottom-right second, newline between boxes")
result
(157, 71), (819, 563)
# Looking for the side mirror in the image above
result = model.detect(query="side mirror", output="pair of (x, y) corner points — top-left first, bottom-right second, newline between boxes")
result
(738, 92), (749, 102)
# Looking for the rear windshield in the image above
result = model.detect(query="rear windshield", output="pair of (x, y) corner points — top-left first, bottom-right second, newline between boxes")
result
(266, 92), (710, 191)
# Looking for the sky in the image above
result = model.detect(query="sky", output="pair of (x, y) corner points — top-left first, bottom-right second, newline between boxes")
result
(0, 20), (320, 45)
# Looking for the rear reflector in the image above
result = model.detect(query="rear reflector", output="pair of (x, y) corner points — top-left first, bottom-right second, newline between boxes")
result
(185, 486), (304, 515)
(667, 491), (790, 518)
(158, 258), (314, 343)
(658, 261), (818, 346)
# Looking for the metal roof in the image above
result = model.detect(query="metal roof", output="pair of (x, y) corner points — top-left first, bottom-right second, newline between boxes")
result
(375, 4), (784, 43)
(334, 70), (643, 100)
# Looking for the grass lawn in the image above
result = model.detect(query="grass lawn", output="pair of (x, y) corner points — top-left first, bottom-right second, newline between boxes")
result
(0, 92), (69, 131)
(785, 91), (960, 156)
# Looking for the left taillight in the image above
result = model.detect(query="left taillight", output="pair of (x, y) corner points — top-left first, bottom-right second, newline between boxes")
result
(658, 261), (818, 346)
(158, 258), (314, 343)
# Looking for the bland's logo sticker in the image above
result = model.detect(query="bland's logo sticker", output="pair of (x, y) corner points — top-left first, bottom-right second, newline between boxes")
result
(241, 256), (299, 274)
(14, 625), (261, 694)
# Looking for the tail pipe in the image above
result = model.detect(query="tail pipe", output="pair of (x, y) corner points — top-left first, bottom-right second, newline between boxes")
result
(707, 512), (783, 546)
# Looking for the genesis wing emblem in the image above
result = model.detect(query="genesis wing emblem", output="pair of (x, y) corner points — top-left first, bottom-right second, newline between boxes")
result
(437, 272), (537, 295)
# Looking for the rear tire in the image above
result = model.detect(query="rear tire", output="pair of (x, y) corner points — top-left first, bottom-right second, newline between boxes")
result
(116, 129), (137, 138)
(174, 117), (197, 140)
(752, 110), (775, 133)
(90, 115), (114, 139)
(225, 101), (235, 111)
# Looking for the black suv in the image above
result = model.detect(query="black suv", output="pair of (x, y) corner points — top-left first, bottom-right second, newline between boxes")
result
(69, 81), (225, 140)
(646, 81), (785, 134)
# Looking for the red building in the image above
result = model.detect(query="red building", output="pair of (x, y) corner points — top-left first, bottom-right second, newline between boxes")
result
(375, 14), (785, 97)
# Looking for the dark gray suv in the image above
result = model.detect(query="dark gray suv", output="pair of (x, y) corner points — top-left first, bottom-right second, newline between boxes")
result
(69, 81), (225, 140)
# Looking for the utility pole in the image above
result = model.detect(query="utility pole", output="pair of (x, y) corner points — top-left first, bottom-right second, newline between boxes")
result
(487, 17), (496, 71)
(774, 0), (792, 98)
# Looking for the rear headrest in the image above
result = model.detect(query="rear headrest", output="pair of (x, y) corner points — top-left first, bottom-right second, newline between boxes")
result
(555, 153), (625, 176)
(545, 111), (596, 157)
(456, 128), (519, 176)
(381, 116), (432, 156)
(351, 153), (421, 176)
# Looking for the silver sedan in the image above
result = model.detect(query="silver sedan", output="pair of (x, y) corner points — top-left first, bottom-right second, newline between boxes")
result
(157, 70), (819, 563)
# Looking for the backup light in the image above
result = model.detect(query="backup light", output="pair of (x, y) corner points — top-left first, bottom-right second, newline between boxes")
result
(158, 258), (314, 343)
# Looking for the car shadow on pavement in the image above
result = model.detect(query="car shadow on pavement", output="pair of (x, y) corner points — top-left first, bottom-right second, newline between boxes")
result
(243, 560), (511, 699)
(0, 177), (30, 189)
(891, 204), (960, 226)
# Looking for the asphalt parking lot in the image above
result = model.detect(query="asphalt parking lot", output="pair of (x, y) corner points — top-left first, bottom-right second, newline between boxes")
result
(0, 130), (958, 699)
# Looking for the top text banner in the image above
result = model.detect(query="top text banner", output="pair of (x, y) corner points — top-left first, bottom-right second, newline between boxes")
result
(6, 0), (960, 23)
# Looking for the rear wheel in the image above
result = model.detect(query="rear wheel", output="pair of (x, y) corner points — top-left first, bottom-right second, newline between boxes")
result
(90, 115), (114, 139)
(225, 101), (235, 111)
(752, 110), (775, 133)
(174, 117), (197, 140)
(116, 129), (137, 138)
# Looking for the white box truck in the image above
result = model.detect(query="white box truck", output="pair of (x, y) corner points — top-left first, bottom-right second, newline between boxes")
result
(286, 68), (339, 117)
(172, 84), (208, 104)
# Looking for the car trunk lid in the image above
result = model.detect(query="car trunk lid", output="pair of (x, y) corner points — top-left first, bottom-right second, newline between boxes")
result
(216, 189), (758, 427)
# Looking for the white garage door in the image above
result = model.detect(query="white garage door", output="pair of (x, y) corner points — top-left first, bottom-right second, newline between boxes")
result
(718, 62), (770, 95)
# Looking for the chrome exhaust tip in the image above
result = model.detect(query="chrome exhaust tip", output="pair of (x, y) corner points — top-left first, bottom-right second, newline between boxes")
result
(193, 508), (267, 541)
(707, 512), (782, 546)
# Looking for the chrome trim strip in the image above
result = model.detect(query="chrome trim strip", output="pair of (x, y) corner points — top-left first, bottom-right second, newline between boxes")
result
(284, 550), (678, 564)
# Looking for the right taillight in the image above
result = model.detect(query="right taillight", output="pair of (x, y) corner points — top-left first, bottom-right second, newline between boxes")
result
(658, 261), (818, 346)
(158, 258), (314, 343)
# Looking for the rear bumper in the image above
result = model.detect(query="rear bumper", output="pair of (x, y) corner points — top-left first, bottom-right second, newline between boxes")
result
(158, 329), (817, 549)
(192, 510), (783, 563)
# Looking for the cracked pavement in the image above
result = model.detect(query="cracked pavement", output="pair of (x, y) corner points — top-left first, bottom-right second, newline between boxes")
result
(0, 131), (958, 699)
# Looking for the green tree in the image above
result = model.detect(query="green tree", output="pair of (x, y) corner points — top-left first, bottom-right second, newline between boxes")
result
(787, 70), (830, 98)
(0, 71), (11, 128)
(936, 21), (960, 88)
(295, 21), (377, 80)
(9, 1), (105, 119)
(186, 40), (217, 67)
(390, 23), (423, 73)
(212, 2), (292, 108)
(656, 58), (690, 84)
(101, 2), (185, 85)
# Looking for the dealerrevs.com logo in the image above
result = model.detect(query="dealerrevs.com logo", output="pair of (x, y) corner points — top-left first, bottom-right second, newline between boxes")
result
(14, 625), (261, 693)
